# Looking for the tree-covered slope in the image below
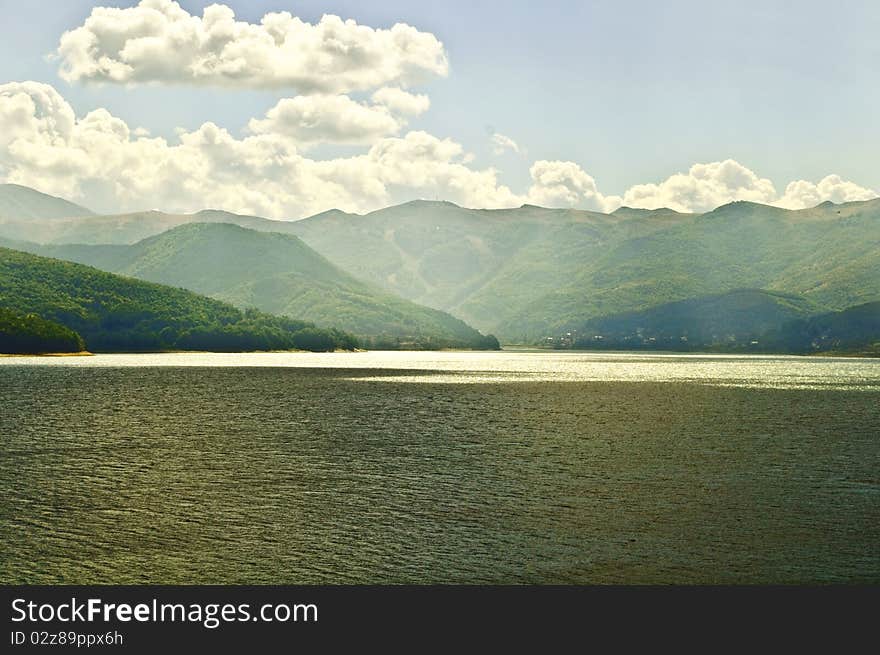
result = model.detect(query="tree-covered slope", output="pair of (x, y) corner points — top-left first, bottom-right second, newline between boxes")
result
(0, 247), (357, 352)
(769, 301), (880, 354)
(569, 289), (819, 350)
(288, 200), (693, 328)
(2, 184), (878, 344)
(0, 307), (85, 354)
(0, 195), (691, 334)
(289, 198), (880, 340)
(0, 184), (94, 220)
(496, 199), (880, 340)
(7, 223), (498, 348)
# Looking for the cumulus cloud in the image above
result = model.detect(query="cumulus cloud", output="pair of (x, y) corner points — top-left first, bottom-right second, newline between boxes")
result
(247, 95), (403, 147)
(367, 131), (520, 207)
(617, 160), (877, 213)
(0, 81), (75, 146)
(621, 159), (778, 213)
(55, 0), (449, 93)
(0, 81), (519, 218)
(775, 174), (878, 209)
(2, 83), (876, 219)
(526, 160), (621, 212)
(371, 87), (430, 116)
(491, 133), (520, 155)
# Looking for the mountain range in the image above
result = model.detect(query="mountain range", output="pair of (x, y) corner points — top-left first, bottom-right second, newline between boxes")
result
(1, 183), (878, 350)
(0, 222), (496, 348)
(0, 183), (94, 221)
(287, 198), (880, 341)
(0, 247), (359, 353)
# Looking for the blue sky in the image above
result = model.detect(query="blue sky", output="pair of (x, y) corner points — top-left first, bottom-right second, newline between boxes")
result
(0, 0), (877, 217)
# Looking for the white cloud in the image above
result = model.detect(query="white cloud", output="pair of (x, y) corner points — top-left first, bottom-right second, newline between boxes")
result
(371, 87), (430, 116)
(491, 133), (520, 155)
(621, 159), (778, 213)
(55, 0), (449, 93)
(2, 83), (876, 219)
(526, 160), (621, 212)
(247, 95), (403, 148)
(0, 81), (75, 146)
(522, 159), (876, 214)
(6, 2), (876, 222)
(776, 174), (878, 209)
(365, 131), (520, 208)
(617, 160), (877, 213)
(0, 82), (519, 218)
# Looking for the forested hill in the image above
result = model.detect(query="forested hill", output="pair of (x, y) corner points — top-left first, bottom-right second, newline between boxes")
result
(549, 291), (879, 355)
(5, 223), (500, 350)
(569, 289), (818, 350)
(768, 301), (880, 355)
(0, 247), (357, 353)
(2, 183), (878, 345)
(288, 198), (880, 341)
(0, 307), (85, 354)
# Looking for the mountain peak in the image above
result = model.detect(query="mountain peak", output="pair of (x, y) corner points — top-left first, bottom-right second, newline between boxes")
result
(307, 208), (356, 220)
(392, 198), (463, 211)
(611, 206), (679, 216)
(703, 199), (784, 218)
(715, 199), (763, 210)
(194, 208), (237, 216)
(0, 183), (95, 221)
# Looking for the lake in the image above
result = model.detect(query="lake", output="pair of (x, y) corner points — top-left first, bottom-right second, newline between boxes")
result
(1, 351), (878, 583)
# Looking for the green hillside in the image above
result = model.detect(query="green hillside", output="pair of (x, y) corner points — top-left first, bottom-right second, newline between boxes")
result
(288, 198), (880, 340)
(567, 289), (819, 350)
(0, 307), (85, 354)
(499, 199), (880, 339)
(0, 247), (357, 352)
(5, 223), (498, 349)
(0, 183), (94, 220)
(2, 184), (878, 345)
(769, 301), (880, 355)
(0, 197), (693, 336)
(289, 200), (693, 329)
(0, 207), (303, 245)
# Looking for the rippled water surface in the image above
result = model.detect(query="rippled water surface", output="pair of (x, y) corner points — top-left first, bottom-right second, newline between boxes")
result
(1, 351), (878, 583)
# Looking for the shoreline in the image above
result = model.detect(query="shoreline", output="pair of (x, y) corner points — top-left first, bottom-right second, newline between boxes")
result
(501, 345), (880, 359)
(2, 348), (878, 359)
(0, 351), (93, 357)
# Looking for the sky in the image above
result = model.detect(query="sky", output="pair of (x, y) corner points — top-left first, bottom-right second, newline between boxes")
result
(0, 0), (877, 218)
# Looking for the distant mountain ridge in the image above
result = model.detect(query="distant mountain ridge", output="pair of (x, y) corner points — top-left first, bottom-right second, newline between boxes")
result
(288, 197), (880, 340)
(0, 207), (303, 244)
(0, 184), (94, 221)
(1, 183), (878, 344)
(2, 223), (499, 349)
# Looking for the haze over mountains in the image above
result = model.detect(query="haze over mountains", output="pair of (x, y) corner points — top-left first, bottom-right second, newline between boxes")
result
(0, 184), (94, 221)
(0, 247), (359, 353)
(1, 183), (878, 350)
(288, 198), (880, 341)
(2, 223), (494, 348)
